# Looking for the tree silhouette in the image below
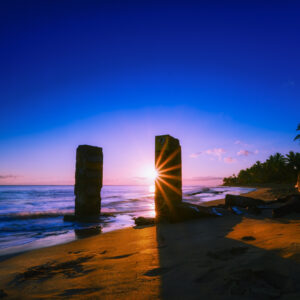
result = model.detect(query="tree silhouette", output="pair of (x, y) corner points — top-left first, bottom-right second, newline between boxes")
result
(223, 125), (300, 186)
(294, 123), (300, 142)
(223, 152), (300, 186)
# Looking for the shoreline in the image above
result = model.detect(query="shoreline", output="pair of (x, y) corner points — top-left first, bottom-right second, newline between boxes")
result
(0, 185), (290, 263)
(0, 185), (253, 262)
(1, 185), (299, 298)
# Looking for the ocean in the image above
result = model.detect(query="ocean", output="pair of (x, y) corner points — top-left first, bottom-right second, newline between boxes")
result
(0, 185), (254, 257)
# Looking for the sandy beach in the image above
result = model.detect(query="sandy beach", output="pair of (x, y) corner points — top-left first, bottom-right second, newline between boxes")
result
(0, 185), (300, 299)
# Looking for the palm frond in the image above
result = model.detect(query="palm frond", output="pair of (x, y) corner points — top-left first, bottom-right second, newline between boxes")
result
(294, 134), (300, 141)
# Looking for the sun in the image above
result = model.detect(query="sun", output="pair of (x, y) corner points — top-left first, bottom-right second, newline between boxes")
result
(142, 167), (158, 193)
(142, 166), (158, 181)
(146, 168), (158, 181)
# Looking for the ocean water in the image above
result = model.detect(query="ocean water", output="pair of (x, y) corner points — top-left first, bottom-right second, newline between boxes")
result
(0, 185), (254, 257)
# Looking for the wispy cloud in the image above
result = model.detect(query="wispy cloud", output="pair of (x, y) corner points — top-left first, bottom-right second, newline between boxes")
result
(132, 176), (147, 181)
(190, 148), (226, 160)
(0, 174), (19, 179)
(189, 176), (223, 181)
(237, 149), (251, 156)
(224, 157), (237, 164)
(189, 152), (202, 158)
(237, 149), (259, 156)
(205, 148), (226, 160)
(234, 140), (252, 147)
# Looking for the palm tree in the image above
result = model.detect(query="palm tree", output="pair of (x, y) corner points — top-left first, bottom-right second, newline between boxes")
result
(286, 151), (300, 170)
(294, 123), (300, 142)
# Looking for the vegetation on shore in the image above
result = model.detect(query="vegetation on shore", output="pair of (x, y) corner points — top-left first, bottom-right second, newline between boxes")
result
(223, 152), (300, 186)
(294, 123), (300, 142)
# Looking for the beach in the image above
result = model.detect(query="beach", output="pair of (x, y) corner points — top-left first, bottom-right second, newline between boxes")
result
(0, 185), (254, 257)
(0, 185), (300, 299)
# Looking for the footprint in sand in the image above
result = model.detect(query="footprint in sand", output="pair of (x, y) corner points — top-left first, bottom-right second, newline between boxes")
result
(58, 287), (103, 297)
(12, 255), (95, 284)
(103, 253), (137, 259)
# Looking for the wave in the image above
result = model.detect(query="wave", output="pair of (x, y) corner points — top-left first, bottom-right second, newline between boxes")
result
(0, 211), (73, 220)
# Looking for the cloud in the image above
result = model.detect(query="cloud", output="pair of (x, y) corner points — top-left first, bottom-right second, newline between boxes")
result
(237, 150), (251, 156)
(189, 152), (202, 158)
(205, 148), (226, 159)
(189, 176), (223, 181)
(234, 140), (254, 148)
(132, 176), (147, 181)
(224, 157), (237, 164)
(190, 148), (226, 160)
(0, 174), (19, 179)
(237, 149), (259, 156)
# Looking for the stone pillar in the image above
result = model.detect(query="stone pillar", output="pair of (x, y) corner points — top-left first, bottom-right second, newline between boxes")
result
(74, 145), (103, 219)
(297, 172), (300, 192)
(155, 135), (182, 221)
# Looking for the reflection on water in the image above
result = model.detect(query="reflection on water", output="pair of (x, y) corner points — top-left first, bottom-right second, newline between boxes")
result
(0, 185), (255, 256)
(149, 185), (155, 193)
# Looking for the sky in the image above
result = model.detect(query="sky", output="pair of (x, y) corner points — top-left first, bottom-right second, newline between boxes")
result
(0, 0), (299, 185)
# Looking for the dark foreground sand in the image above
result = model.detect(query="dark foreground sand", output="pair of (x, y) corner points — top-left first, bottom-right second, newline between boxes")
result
(0, 186), (300, 299)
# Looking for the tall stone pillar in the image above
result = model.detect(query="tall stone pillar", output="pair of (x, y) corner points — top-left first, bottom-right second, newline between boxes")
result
(74, 145), (103, 219)
(155, 135), (182, 221)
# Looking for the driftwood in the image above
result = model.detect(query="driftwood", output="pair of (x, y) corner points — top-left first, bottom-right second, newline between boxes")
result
(272, 194), (300, 218)
(225, 193), (300, 218)
(156, 202), (220, 223)
(225, 194), (265, 208)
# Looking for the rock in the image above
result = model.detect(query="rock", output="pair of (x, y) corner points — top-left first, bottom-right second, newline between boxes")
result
(247, 205), (261, 215)
(225, 194), (265, 208)
(0, 289), (7, 298)
(134, 217), (155, 226)
(272, 194), (300, 218)
(63, 214), (77, 222)
(251, 287), (281, 297)
(74, 226), (101, 238)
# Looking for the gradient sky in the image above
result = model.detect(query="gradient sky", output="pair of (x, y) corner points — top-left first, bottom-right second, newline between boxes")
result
(0, 0), (299, 185)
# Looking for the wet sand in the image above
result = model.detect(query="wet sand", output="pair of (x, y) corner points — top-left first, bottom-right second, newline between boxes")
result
(0, 186), (300, 299)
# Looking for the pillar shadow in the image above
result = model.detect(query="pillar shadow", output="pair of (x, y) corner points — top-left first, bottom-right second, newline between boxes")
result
(154, 213), (300, 299)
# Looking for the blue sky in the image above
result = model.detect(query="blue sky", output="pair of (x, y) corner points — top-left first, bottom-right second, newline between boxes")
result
(0, 0), (299, 185)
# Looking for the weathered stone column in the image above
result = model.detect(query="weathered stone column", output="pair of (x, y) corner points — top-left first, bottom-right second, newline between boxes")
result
(155, 135), (182, 221)
(74, 145), (103, 219)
